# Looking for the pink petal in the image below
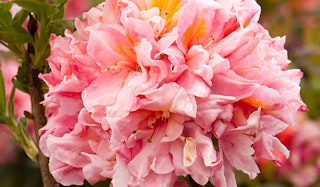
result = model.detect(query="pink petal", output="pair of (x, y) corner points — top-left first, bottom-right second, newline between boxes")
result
(211, 69), (257, 99)
(150, 154), (175, 174)
(161, 114), (185, 142)
(196, 94), (235, 131)
(220, 132), (260, 179)
(49, 158), (84, 186)
(177, 71), (210, 98)
(46, 134), (91, 167)
(87, 25), (135, 70)
(81, 153), (114, 184)
(139, 83), (197, 117)
(183, 137), (197, 167)
(253, 132), (290, 165)
(177, 0), (228, 51)
(82, 70), (128, 111)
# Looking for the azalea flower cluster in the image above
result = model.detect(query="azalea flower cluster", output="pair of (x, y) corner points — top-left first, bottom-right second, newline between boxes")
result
(0, 60), (19, 166)
(276, 113), (320, 187)
(39, 0), (306, 186)
(0, 59), (31, 121)
(0, 53), (31, 166)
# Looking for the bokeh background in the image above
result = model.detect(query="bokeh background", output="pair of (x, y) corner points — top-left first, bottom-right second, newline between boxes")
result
(0, 0), (319, 186)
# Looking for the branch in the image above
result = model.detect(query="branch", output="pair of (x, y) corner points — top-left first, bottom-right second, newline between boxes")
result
(27, 13), (59, 187)
(29, 70), (59, 187)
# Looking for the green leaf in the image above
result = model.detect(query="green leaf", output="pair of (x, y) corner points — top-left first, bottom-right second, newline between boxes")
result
(15, 64), (30, 94)
(0, 25), (34, 44)
(48, 19), (75, 35)
(6, 43), (26, 60)
(0, 2), (12, 10)
(91, 0), (105, 6)
(0, 114), (9, 125)
(205, 181), (215, 187)
(0, 69), (7, 113)
(12, 0), (58, 21)
(18, 116), (28, 127)
(50, 3), (65, 21)
(12, 9), (29, 26)
(0, 9), (12, 27)
(46, 0), (68, 21)
(51, 0), (68, 5)
(8, 79), (16, 118)
(13, 78), (30, 94)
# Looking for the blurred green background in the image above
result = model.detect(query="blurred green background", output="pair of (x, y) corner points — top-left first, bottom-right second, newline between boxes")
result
(0, 0), (320, 186)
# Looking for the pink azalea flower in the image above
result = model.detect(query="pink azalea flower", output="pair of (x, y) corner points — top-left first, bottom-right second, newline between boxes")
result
(64, 0), (91, 19)
(276, 113), (320, 187)
(0, 54), (33, 165)
(39, 0), (306, 186)
(1, 60), (31, 119)
(0, 125), (17, 166)
(291, 0), (320, 11)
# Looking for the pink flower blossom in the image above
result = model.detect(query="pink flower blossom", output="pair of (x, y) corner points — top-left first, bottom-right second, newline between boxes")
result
(276, 113), (320, 187)
(0, 53), (32, 165)
(1, 60), (31, 119)
(39, 0), (306, 186)
(0, 125), (17, 165)
(290, 0), (320, 11)
(64, 0), (91, 19)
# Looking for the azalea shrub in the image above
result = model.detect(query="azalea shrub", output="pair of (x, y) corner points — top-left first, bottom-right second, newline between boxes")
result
(38, 0), (306, 186)
(0, 0), (314, 187)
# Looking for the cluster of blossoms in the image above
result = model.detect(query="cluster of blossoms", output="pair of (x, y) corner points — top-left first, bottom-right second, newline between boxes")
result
(0, 53), (32, 166)
(0, 59), (31, 121)
(39, 0), (306, 186)
(275, 113), (320, 187)
(0, 0), (90, 170)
